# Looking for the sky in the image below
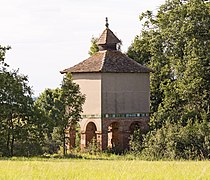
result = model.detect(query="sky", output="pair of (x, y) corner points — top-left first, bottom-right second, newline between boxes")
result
(0, 0), (165, 97)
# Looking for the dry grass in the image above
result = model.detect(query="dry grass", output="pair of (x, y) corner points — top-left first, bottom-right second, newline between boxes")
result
(0, 158), (210, 179)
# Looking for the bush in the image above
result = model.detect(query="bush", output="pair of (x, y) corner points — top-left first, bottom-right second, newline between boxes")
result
(85, 138), (100, 155)
(129, 129), (142, 154)
(130, 120), (210, 160)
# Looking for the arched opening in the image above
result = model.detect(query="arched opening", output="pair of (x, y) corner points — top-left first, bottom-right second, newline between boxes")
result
(129, 121), (143, 149)
(108, 122), (120, 148)
(85, 122), (97, 146)
(129, 121), (142, 135)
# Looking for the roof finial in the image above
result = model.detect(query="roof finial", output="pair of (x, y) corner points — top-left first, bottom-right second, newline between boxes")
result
(105, 17), (109, 28)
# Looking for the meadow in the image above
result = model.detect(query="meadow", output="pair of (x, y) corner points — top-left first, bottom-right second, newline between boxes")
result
(0, 158), (210, 180)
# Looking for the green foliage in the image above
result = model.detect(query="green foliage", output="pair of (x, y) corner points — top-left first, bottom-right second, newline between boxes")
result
(35, 73), (85, 155)
(0, 46), (85, 157)
(154, 0), (210, 127)
(88, 37), (99, 56)
(0, 46), (43, 157)
(129, 129), (142, 153)
(85, 138), (100, 155)
(1, 50), (85, 157)
(140, 119), (210, 160)
(75, 124), (81, 150)
(127, 33), (151, 66)
(61, 73), (85, 127)
(34, 88), (64, 144)
(128, 0), (210, 126)
(127, 0), (210, 160)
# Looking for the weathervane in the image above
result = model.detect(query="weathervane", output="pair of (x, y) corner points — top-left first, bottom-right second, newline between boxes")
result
(105, 17), (109, 28)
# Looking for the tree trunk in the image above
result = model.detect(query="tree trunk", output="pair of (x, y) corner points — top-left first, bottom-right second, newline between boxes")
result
(11, 118), (14, 157)
(63, 129), (66, 156)
(6, 112), (13, 157)
(69, 126), (76, 149)
(6, 120), (10, 157)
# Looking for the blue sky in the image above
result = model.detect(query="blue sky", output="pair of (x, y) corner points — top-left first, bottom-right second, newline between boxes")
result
(0, 0), (165, 96)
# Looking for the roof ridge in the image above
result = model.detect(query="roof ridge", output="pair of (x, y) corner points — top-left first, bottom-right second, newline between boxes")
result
(100, 50), (107, 71)
(61, 50), (153, 74)
(105, 29), (108, 44)
(97, 28), (120, 45)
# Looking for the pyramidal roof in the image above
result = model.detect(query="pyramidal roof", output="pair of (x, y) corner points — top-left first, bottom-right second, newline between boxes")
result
(60, 50), (153, 73)
(60, 18), (153, 74)
(97, 17), (121, 46)
(97, 28), (121, 45)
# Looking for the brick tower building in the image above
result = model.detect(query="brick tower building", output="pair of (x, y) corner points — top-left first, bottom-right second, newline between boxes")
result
(61, 19), (153, 151)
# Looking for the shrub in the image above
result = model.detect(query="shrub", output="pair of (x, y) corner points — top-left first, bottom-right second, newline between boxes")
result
(131, 120), (210, 160)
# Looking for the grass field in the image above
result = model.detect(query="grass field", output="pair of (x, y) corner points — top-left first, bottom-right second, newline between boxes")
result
(0, 158), (210, 179)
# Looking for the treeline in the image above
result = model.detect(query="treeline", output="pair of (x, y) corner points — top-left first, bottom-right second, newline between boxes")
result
(128, 0), (210, 160)
(1, 0), (210, 160)
(0, 47), (85, 156)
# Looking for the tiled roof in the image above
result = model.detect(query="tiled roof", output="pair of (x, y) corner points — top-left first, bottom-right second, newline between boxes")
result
(97, 28), (121, 45)
(61, 24), (153, 74)
(60, 50), (153, 74)
(61, 52), (104, 73)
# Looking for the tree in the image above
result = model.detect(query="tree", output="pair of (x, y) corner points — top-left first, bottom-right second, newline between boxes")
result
(138, 119), (210, 160)
(0, 46), (43, 156)
(35, 73), (85, 155)
(128, 0), (210, 128)
(0, 46), (85, 156)
(126, 0), (210, 160)
(127, 31), (151, 66)
(34, 88), (63, 154)
(88, 37), (99, 56)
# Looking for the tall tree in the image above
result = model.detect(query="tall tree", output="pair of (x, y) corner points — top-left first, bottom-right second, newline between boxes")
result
(35, 73), (85, 155)
(0, 46), (42, 156)
(61, 73), (85, 154)
(128, 0), (210, 127)
(128, 0), (210, 160)
(34, 88), (63, 154)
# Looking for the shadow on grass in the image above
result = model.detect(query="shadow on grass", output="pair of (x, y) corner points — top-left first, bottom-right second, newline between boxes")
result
(0, 152), (125, 161)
